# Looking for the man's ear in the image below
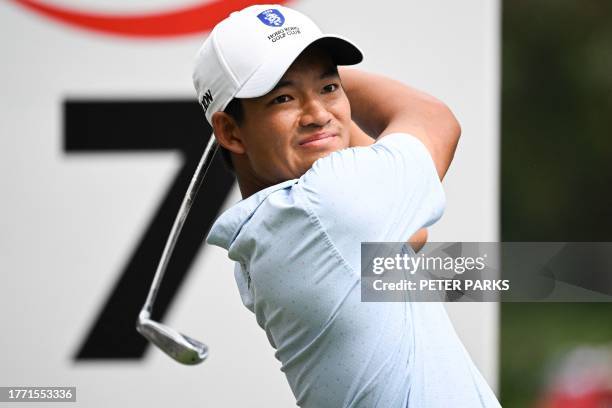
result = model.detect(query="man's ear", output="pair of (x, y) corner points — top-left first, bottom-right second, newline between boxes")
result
(211, 111), (246, 154)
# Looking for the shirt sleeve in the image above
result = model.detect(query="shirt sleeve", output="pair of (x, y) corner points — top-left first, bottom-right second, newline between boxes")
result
(298, 132), (446, 246)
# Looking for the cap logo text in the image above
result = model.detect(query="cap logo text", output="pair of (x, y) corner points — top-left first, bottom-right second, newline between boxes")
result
(201, 89), (213, 113)
(257, 9), (285, 27)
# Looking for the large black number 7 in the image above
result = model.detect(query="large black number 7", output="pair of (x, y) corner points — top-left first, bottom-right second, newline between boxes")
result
(65, 100), (235, 360)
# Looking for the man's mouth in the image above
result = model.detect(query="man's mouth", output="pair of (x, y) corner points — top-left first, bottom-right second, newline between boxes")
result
(299, 132), (337, 146)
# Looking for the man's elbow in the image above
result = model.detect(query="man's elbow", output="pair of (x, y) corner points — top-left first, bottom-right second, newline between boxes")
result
(429, 100), (461, 178)
(446, 104), (461, 148)
(433, 100), (461, 148)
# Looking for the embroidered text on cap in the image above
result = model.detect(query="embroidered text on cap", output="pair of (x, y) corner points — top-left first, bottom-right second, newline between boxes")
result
(201, 89), (213, 113)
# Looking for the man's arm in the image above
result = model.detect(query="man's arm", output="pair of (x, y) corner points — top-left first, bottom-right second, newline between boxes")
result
(340, 68), (461, 180)
(344, 120), (429, 252)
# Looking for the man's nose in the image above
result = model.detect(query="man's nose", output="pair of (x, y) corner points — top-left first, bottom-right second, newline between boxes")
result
(299, 97), (332, 128)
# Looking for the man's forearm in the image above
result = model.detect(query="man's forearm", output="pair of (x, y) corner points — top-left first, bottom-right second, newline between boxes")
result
(339, 68), (461, 180)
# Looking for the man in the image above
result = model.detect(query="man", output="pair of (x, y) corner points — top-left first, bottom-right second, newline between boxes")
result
(193, 4), (501, 407)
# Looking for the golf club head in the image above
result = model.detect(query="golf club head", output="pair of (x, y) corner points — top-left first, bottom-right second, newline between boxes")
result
(137, 313), (208, 365)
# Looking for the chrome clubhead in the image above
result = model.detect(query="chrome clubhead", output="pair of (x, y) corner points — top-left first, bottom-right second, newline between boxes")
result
(137, 312), (208, 365)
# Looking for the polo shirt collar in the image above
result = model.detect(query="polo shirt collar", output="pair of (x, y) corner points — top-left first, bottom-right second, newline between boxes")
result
(206, 179), (299, 250)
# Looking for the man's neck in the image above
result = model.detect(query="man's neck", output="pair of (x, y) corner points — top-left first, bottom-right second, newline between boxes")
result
(237, 178), (263, 199)
(234, 161), (270, 199)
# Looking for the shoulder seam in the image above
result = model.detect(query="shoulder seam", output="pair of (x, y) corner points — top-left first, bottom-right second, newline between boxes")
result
(294, 184), (355, 277)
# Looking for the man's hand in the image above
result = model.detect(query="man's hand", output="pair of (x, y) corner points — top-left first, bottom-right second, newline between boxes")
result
(409, 228), (428, 252)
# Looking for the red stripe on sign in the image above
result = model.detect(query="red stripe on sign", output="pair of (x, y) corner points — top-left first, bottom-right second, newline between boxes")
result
(12, 0), (289, 38)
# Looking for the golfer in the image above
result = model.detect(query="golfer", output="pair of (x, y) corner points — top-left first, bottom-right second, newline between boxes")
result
(194, 4), (501, 407)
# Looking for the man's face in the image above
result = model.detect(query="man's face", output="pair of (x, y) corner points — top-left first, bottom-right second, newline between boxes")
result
(235, 46), (352, 184)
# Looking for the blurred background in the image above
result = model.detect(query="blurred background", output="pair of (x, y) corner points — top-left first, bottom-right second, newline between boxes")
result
(502, 1), (612, 407)
(0, 0), (610, 406)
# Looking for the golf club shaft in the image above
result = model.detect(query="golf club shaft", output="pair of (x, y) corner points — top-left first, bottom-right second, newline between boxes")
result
(142, 135), (219, 315)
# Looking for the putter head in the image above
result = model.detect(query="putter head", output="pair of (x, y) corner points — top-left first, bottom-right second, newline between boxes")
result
(137, 312), (208, 365)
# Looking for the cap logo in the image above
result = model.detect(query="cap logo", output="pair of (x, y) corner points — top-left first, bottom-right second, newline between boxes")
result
(257, 9), (285, 27)
(201, 89), (213, 113)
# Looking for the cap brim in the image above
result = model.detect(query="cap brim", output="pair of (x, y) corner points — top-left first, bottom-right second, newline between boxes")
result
(235, 35), (363, 99)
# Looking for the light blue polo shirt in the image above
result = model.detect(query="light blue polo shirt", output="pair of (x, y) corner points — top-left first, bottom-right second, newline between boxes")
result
(207, 133), (501, 407)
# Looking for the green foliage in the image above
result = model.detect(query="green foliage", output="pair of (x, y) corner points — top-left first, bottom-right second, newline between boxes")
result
(502, 0), (612, 241)
(501, 1), (612, 406)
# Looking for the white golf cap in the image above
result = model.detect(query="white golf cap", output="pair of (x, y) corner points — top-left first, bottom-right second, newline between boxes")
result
(193, 4), (363, 124)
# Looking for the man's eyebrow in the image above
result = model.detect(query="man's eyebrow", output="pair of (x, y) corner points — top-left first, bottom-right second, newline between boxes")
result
(269, 66), (339, 93)
(270, 79), (293, 93)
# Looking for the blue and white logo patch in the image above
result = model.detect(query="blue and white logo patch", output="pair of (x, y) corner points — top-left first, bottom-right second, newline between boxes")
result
(257, 9), (285, 27)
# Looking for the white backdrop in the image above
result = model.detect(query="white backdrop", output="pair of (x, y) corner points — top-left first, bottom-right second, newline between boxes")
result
(0, 0), (500, 406)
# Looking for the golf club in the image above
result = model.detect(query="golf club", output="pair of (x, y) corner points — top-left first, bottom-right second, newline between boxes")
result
(137, 135), (218, 365)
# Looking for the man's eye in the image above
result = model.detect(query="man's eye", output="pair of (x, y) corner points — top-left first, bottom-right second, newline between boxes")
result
(322, 83), (339, 93)
(272, 95), (292, 104)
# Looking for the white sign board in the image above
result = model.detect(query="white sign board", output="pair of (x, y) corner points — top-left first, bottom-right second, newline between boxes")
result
(0, 0), (500, 405)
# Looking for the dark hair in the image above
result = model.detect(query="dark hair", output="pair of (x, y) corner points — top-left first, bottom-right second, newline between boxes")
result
(219, 98), (244, 172)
